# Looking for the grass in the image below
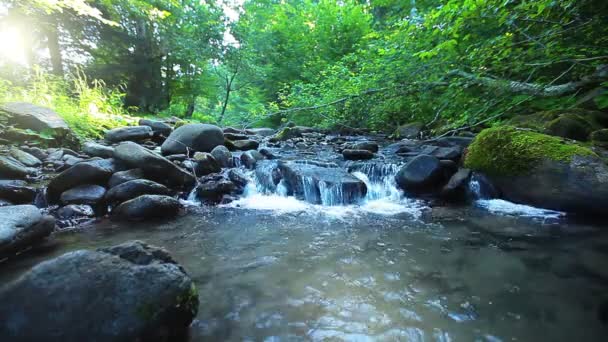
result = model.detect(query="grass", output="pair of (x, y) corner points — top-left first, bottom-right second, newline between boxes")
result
(0, 68), (137, 141)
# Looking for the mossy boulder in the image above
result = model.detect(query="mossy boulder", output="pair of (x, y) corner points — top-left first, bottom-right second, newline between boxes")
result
(464, 126), (608, 216)
(507, 109), (608, 141)
(590, 129), (608, 148)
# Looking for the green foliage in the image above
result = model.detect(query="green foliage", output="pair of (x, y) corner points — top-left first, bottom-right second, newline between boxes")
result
(464, 126), (597, 176)
(0, 69), (135, 140)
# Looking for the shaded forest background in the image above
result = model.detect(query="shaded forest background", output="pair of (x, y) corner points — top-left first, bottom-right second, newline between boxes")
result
(1, 0), (607, 139)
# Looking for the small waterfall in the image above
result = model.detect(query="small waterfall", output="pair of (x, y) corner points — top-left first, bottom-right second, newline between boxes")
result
(301, 176), (319, 204)
(350, 162), (402, 201)
(467, 172), (498, 200)
(319, 180), (345, 206)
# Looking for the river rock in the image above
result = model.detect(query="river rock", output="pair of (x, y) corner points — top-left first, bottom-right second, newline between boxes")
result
(224, 132), (249, 141)
(395, 155), (446, 193)
(246, 128), (275, 137)
(0, 180), (36, 204)
(139, 119), (173, 136)
(441, 168), (472, 201)
(278, 160), (367, 205)
(56, 204), (95, 220)
(231, 139), (259, 151)
(0, 102), (69, 135)
(108, 168), (145, 188)
(106, 179), (171, 204)
(161, 123), (224, 155)
(210, 145), (233, 168)
(0, 240), (198, 341)
(9, 147), (41, 167)
(348, 141), (379, 153)
(0, 156), (36, 179)
(240, 150), (263, 169)
(193, 152), (221, 176)
(420, 145), (462, 161)
(114, 142), (195, 187)
(105, 125), (153, 143)
(223, 127), (246, 134)
(83, 141), (115, 158)
(195, 175), (236, 203)
(60, 184), (106, 206)
(394, 122), (423, 139)
(228, 168), (249, 188)
(113, 195), (181, 221)
(464, 126), (608, 216)
(0, 205), (54, 258)
(47, 159), (115, 202)
(343, 149), (374, 160)
(20, 146), (48, 161)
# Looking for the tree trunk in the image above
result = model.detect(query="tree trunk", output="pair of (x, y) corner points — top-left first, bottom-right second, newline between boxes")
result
(46, 18), (63, 77)
(184, 97), (196, 118)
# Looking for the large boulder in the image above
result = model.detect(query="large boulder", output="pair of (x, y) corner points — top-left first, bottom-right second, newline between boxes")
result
(0, 205), (54, 258)
(507, 109), (608, 142)
(114, 142), (195, 187)
(113, 195), (181, 221)
(0, 241), (198, 341)
(194, 175), (236, 203)
(139, 119), (173, 136)
(277, 161), (367, 205)
(106, 179), (171, 204)
(347, 141), (379, 153)
(47, 159), (115, 202)
(395, 155), (446, 193)
(0, 102), (69, 135)
(464, 126), (608, 216)
(161, 123), (224, 155)
(105, 125), (153, 143)
(0, 156), (36, 179)
(0, 180), (36, 204)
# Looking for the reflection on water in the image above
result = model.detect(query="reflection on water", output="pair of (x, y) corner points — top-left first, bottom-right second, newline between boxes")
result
(2, 205), (607, 341)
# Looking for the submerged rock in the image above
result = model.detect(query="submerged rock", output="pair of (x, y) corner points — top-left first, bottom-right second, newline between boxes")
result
(0, 240), (198, 341)
(278, 160), (367, 205)
(161, 123), (224, 155)
(113, 195), (181, 221)
(465, 126), (608, 216)
(0, 205), (54, 258)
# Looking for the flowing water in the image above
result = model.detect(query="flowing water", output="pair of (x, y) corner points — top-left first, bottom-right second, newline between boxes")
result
(2, 154), (608, 341)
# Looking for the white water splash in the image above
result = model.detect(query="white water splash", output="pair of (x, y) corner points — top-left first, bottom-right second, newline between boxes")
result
(475, 199), (565, 219)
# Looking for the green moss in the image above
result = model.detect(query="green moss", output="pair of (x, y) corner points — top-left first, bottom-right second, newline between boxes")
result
(464, 126), (597, 176)
(507, 109), (607, 141)
(176, 283), (199, 317)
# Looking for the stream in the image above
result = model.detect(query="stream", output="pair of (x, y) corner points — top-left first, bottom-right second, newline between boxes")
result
(2, 138), (608, 341)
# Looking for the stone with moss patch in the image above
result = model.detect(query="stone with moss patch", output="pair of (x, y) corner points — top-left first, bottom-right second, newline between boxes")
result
(464, 126), (596, 176)
(590, 129), (608, 148)
(507, 109), (608, 141)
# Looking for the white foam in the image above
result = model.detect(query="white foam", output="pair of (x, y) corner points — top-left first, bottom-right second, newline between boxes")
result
(475, 199), (565, 219)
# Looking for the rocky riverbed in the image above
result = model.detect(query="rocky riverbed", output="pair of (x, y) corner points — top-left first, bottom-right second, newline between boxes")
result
(1, 102), (608, 341)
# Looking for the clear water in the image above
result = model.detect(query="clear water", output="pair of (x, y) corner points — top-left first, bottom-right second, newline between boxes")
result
(1, 156), (607, 341)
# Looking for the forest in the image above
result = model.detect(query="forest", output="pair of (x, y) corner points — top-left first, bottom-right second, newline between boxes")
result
(1, 0), (606, 139)
(2, 1), (608, 341)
